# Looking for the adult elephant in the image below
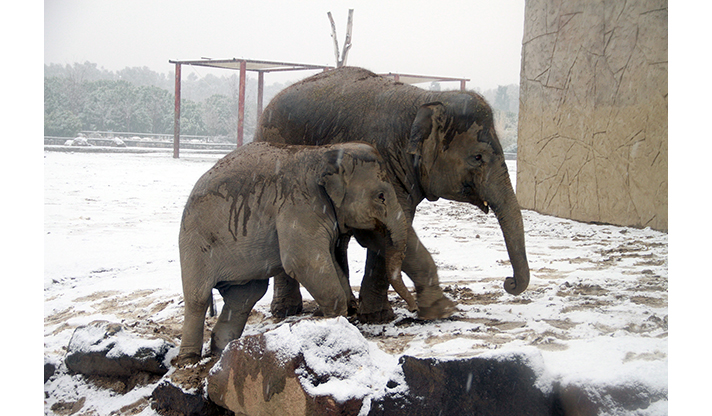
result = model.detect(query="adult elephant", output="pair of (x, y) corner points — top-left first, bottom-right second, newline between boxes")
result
(255, 67), (529, 323)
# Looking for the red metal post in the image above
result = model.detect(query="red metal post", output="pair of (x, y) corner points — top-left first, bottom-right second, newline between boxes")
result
(237, 60), (247, 147)
(257, 71), (264, 122)
(173, 63), (182, 158)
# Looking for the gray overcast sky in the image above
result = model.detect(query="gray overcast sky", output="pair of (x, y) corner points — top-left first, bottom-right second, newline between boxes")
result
(44, 0), (525, 90)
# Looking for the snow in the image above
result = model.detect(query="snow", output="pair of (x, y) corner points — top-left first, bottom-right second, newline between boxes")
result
(44, 149), (668, 415)
(67, 321), (168, 360)
(262, 317), (405, 406)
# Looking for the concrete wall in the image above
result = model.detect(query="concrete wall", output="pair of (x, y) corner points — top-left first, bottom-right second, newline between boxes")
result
(516, 0), (667, 231)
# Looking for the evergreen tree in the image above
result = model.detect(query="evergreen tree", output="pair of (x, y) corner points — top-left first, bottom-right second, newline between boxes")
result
(494, 85), (510, 113)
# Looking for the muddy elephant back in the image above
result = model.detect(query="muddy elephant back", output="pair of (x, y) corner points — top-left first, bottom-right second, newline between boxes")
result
(255, 67), (422, 148)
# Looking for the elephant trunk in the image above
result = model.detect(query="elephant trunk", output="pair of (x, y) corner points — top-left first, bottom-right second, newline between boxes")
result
(491, 184), (530, 296)
(384, 207), (408, 279)
(382, 205), (420, 310)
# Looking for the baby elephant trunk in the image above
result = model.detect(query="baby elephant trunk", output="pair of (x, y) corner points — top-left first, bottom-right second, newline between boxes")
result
(383, 207), (418, 312)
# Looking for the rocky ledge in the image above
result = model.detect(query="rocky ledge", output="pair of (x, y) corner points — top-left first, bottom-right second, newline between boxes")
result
(152, 317), (665, 416)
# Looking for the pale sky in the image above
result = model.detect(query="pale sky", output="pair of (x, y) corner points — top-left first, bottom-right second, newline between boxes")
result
(44, 0), (526, 90)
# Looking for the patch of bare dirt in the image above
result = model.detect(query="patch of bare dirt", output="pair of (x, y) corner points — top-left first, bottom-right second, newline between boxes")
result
(372, 334), (417, 355)
(85, 372), (163, 395)
(169, 355), (220, 393)
(556, 282), (609, 297)
(114, 398), (150, 415)
(93, 290), (161, 320)
(46, 306), (89, 326)
(50, 397), (87, 415)
(443, 285), (502, 305)
(623, 350), (667, 363)
(533, 267), (570, 279)
(629, 295), (667, 308)
(543, 319), (580, 330)
(72, 290), (121, 303)
(529, 334), (569, 351)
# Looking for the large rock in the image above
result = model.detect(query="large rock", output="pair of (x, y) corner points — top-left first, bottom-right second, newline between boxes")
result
(371, 354), (555, 416)
(205, 318), (566, 416)
(202, 318), (665, 415)
(207, 317), (380, 416)
(152, 378), (229, 416)
(151, 354), (235, 416)
(65, 320), (173, 378)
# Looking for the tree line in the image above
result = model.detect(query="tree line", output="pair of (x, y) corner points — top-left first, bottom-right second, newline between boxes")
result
(45, 62), (519, 151)
(44, 62), (289, 141)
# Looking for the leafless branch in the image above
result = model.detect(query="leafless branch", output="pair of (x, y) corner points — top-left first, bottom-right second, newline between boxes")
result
(341, 9), (354, 67)
(327, 11), (341, 67)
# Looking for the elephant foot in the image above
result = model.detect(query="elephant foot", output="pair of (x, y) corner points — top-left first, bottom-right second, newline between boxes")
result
(417, 296), (456, 320)
(270, 302), (303, 319)
(209, 336), (225, 357)
(347, 296), (358, 316)
(171, 352), (202, 368)
(357, 306), (396, 323)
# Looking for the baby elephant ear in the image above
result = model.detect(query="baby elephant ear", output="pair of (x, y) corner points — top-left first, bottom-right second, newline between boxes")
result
(319, 148), (347, 208)
(319, 173), (346, 208)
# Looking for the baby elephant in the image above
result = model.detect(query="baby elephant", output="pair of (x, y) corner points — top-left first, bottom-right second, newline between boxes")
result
(177, 142), (411, 364)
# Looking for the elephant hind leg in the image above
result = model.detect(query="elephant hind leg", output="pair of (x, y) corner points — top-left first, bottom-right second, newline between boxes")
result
(270, 271), (303, 318)
(176, 291), (212, 365)
(211, 279), (269, 355)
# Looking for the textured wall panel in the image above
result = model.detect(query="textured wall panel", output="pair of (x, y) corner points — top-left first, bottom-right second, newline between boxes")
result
(517, 0), (667, 231)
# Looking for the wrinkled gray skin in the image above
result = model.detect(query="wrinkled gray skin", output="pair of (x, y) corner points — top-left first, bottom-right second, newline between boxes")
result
(256, 67), (530, 323)
(176, 142), (409, 364)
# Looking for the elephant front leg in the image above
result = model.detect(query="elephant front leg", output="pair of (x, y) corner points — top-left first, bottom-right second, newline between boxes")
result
(334, 233), (358, 315)
(357, 249), (395, 323)
(270, 272), (303, 318)
(402, 227), (456, 320)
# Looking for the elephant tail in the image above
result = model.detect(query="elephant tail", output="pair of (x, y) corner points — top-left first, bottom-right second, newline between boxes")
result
(208, 291), (216, 317)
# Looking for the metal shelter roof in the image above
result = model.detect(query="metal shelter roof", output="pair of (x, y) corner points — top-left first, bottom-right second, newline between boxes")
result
(168, 58), (333, 73)
(168, 58), (469, 84)
(379, 72), (470, 86)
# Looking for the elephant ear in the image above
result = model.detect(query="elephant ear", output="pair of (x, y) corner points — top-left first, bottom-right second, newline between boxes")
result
(319, 148), (348, 208)
(406, 102), (446, 156)
(407, 94), (492, 155)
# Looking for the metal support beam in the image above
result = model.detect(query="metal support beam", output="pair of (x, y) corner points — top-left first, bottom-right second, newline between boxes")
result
(237, 60), (246, 147)
(460, 80), (467, 91)
(257, 71), (265, 122)
(173, 63), (181, 158)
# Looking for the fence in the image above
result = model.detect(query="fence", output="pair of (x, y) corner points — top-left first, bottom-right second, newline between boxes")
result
(45, 131), (237, 153)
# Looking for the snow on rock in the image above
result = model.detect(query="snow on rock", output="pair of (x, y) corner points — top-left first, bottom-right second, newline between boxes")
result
(208, 317), (404, 416)
(65, 136), (91, 146)
(65, 320), (174, 377)
(209, 319), (584, 416)
(264, 317), (405, 404)
(112, 137), (127, 147)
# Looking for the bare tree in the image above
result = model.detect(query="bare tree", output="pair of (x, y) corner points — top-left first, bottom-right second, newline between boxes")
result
(327, 9), (354, 67)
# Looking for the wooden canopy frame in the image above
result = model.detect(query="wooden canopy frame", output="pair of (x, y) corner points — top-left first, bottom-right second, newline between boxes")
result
(168, 58), (469, 158)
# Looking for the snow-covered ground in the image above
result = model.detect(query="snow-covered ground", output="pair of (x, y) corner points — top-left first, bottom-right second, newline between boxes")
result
(44, 149), (668, 415)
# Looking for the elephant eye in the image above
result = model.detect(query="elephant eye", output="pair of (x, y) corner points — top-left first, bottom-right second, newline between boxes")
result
(467, 154), (483, 166)
(377, 192), (386, 203)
